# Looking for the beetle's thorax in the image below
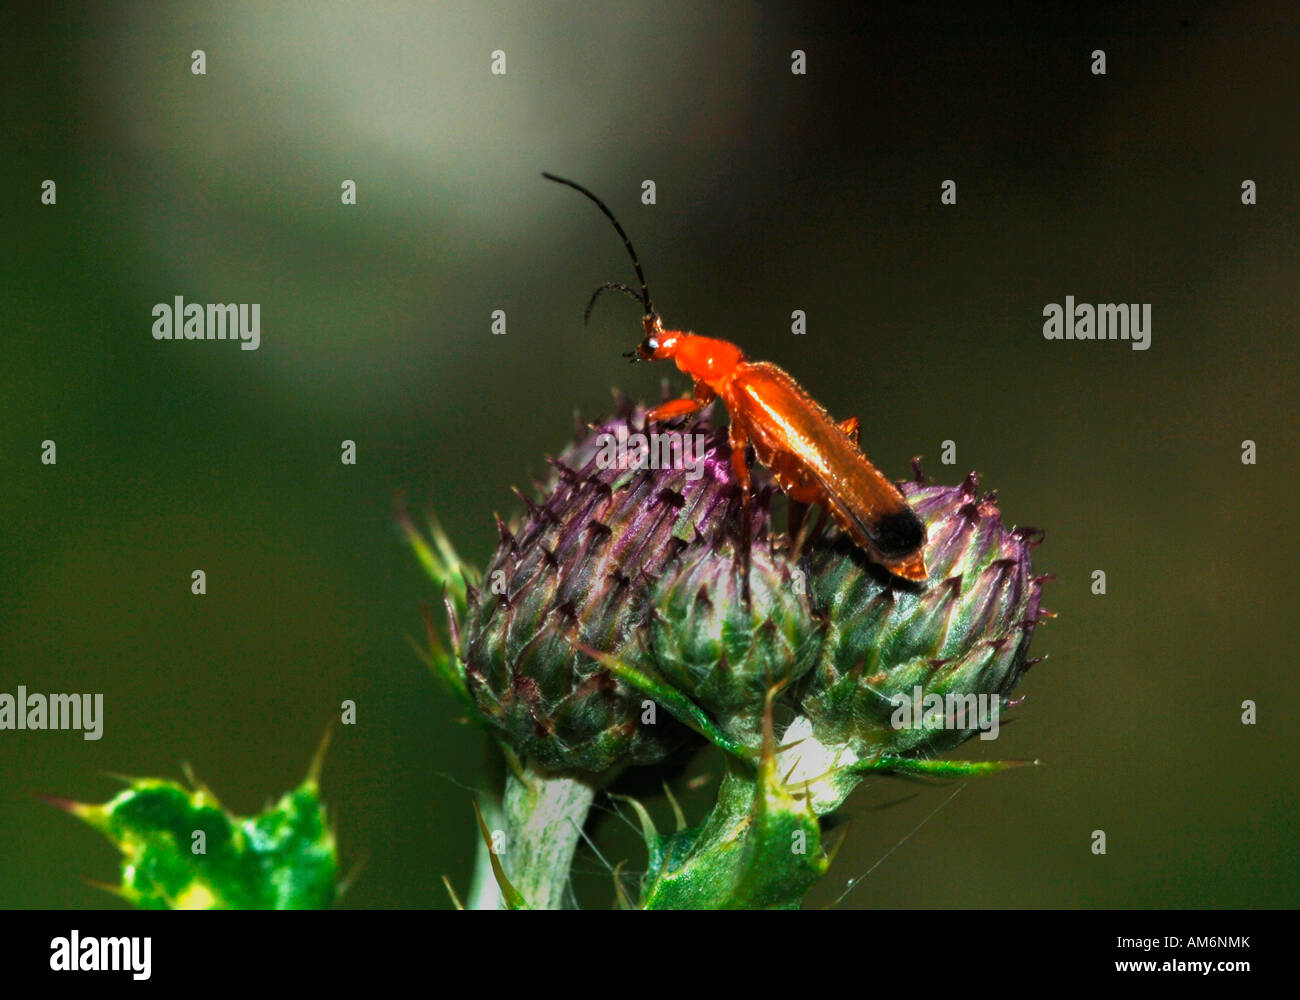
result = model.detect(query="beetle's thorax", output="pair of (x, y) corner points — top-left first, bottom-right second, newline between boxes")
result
(641, 316), (745, 391)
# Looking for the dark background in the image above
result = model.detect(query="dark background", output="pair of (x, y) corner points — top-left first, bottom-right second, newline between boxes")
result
(2, 1), (1296, 908)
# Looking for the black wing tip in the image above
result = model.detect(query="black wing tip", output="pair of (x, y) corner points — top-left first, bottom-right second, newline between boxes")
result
(871, 508), (926, 558)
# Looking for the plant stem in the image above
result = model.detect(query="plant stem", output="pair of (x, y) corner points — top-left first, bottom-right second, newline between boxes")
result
(473, 762), (596, 909)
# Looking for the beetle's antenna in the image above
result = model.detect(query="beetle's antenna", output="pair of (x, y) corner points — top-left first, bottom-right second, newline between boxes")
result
(584, 282), (644, 326)
(542, 172), (656, 321)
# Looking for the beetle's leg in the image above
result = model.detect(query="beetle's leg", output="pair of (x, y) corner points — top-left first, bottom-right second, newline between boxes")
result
(838, 416), (860, 447)
(646, 382), (715, 424)
(787, 487), (831, 561)
(789, 500), (824, 563)
(770, 459), (822, 560)
(728, 420), (752, 604)
(788, 499), (809, 546)
(646, 397), (704, 422)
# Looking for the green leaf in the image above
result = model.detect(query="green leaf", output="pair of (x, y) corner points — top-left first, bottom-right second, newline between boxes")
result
(58, 756), (338, 909)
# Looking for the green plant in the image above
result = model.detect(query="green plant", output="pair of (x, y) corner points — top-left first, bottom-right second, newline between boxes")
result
(407, 399), (1051, 909)
(51, 741), (338, 909)
(53, 398), (1047, 910)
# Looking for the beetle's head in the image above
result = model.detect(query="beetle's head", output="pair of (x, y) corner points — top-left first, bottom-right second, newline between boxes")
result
(635, 314), (683, 362)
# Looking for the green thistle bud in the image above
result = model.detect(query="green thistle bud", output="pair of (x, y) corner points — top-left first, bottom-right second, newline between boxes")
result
(799, 470), (1050, 760)
(647, 541), (824, 745)
(460, 399), (773, 773)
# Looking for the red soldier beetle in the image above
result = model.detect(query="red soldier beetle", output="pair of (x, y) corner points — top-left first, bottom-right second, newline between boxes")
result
(542, 173), (928, 593)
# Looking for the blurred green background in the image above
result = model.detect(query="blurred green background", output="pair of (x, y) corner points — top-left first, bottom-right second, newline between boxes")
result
(2, 1), (1296, 908)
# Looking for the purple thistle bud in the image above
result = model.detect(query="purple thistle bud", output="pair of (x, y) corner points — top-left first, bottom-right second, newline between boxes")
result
(461, 401), (771, 772)
(428, 404), (1048, 782)
(800, 472), (1048, 759)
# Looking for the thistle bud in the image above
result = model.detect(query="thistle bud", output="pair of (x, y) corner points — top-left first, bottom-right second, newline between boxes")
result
(417, 403), (1048, 791)
(800, 471), (1049, 759)
(409, 400), (1052, 907)
(647, 542), (824, 745)
(461, 401), (769, 773)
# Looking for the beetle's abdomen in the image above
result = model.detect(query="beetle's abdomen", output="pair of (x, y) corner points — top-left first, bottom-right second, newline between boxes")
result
(727, 361), (928, 580)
